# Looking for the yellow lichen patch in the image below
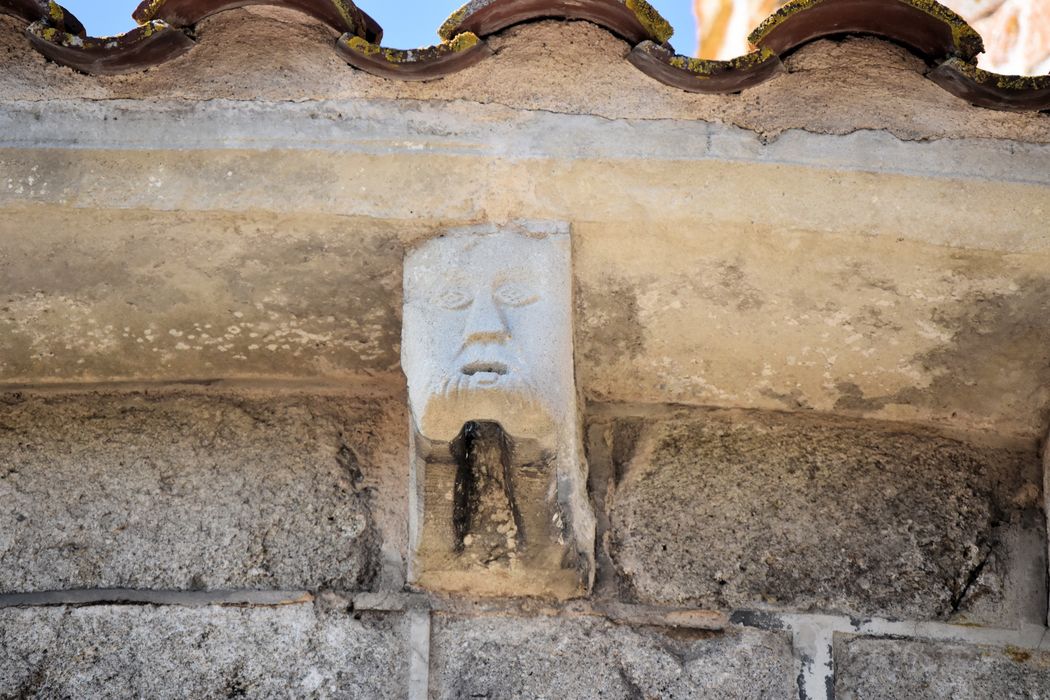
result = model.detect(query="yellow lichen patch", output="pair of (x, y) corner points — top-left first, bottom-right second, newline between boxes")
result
(667, 48), (775, 77)
(948, 58), (1050, 90)
(626, 0), (674, 44)
(438, 4), (472, 42)
(344, 35), (381, 56)
(447, 32), (480, 53)
(133, 0), (166, 22)
(46, 2), (62, 22)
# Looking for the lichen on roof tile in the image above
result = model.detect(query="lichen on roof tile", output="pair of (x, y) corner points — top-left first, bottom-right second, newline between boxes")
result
(438, 0), (673, 45)
(930, 57), (1050, 112)
(337, 31), (491, 81)
(748, 0), (983, 62)
(132, 0), (383, 42)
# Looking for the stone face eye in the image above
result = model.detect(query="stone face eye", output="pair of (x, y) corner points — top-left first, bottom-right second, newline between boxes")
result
(433, 287), (473, 310)
(495, 282), (540, 307)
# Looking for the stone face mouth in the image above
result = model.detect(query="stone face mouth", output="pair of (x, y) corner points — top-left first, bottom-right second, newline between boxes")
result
(461, 361), (509, 377)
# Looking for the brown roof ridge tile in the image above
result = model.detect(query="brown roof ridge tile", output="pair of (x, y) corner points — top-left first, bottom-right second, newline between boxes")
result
(0, 0), (83, 35)
(628, 42), (785, 94)
(25, 18), (194, 75)
(336, 31), (493, 81)
(930, 57), (1050, 112)
(748, 0), (984, 62)
(133, 0), (382, 43)
(437, 0), (673, 45)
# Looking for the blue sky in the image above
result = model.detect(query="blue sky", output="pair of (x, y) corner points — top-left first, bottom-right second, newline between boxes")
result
(60, 1), (699, 53)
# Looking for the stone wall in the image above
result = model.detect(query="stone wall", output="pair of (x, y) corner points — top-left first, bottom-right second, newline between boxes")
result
(1, 7), (1049, 699)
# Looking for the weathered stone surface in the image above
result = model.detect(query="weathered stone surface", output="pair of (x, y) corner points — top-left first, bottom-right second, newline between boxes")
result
(430, 614), (795, 699)
(595, 407), (1043, 620)
(2, 11), (1049, 142)
(0, 388), (408, 592)
(835, 635), (1050, 699)
(0, 603), (408, 699)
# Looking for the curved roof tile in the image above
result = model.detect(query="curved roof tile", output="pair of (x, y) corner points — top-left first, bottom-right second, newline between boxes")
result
(2, 0), (1047, 113)
(749, 0), (984, 61)
(133, 0), (382, 43)
(25, 19), (193, 75)
(438, 0), (673, 45)
(336, 32), (492, 81)
(628, 42), (784, 93)
(0, 0), (83, 34)
(930, 58), (1050, 112)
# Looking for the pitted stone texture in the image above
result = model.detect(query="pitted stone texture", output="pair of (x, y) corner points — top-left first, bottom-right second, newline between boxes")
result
(0, 389), (407, 592)
(429, 614), (794, 699)
(835, 635), (1050, 699)
(597, 407), (1042, 620)
(0, 604), (407, 699)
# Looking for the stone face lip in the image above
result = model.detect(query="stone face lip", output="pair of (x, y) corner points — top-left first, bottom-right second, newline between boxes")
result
(4, 0), (1047, 109)
(0, 605), (409, 699)
(0, 390), (403, 594)
(598, 407), (1043, 622)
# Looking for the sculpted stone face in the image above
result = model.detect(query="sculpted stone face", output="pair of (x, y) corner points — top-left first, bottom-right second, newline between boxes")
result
(402, 230), (573, 443)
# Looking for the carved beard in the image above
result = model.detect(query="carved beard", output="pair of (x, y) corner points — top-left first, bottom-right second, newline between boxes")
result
(419, 370), (554, 442)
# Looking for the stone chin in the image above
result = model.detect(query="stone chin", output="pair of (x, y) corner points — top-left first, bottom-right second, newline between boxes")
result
(412, 384), (558, 444)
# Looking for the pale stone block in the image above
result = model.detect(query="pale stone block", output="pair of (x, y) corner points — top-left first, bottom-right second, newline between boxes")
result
(0, 604), (408, 699)
(835, 635), (1050, 699)
(0, 389), (407, 592)
(593, 407), (1044, 622)
(429, 614), (796, 699)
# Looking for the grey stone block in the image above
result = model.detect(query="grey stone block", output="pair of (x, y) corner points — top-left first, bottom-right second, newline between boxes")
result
(593, 408), (1043, 621)
(835, 635), (1050, 700)
(429, 614), (795, 699)
(0, 603), (407, 699)
(0, 389), (407, 593)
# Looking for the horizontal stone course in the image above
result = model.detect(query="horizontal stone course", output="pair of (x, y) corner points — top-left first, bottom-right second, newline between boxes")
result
(0, 389), (406, 593)
(595, 407), (1043, 621)
(429, 614), (795, 699)
(0, 603), (408, 699)
(835, 634), (1050, 699)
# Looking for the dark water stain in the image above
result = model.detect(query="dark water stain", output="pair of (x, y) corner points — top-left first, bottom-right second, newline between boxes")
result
(834, 276), (1050, 433)
(577, 277), (646, 366)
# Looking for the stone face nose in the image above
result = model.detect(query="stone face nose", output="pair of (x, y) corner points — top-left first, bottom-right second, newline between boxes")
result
(462, 290), (510, 346)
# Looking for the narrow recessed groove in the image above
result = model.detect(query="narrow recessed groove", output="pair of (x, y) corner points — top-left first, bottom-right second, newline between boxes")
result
(0, 589), (313, 608)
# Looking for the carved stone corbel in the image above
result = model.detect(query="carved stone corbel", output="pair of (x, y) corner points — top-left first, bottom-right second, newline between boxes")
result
(401, 222), (595, 598)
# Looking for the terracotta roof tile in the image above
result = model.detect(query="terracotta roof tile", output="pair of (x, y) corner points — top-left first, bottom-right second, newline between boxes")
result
(749, 0), (984, 61)
(0, 0), (1047, 112)
(437, 0), (674, 45)
(132, 0), (382, 42)
(930, 57), (1050, 111)
(0, 0), (82, 34)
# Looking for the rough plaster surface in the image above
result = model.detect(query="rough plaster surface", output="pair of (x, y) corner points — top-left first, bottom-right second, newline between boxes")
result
(429, 614), (795, 699)
(0, 604), (408, 699)
(0, 388), (408, 592)
(835, 635), (1050, 699)
(593, 406), (1044, 621)
(0, 209), (407, 383)
(1, 11), (1048, 143)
